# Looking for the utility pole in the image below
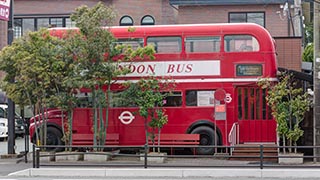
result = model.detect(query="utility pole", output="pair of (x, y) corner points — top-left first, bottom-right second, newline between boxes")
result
(313, 0), (320, 162)
(7, 0), (15, 155)
(293, 0), (302, 37)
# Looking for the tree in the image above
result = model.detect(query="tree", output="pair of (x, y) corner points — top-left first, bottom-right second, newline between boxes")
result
(117, 77), (171, 153)
(69, 2), (155, 148)
(258, 73), (311, 153)
(0, 2), (155, 150)
(0, 29), (76, 149)
(302, 43), (313, 62)
(304, 22), (313, 47)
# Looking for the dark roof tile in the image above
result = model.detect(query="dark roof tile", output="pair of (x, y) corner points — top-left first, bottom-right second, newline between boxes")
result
(170, 0), (294, 6)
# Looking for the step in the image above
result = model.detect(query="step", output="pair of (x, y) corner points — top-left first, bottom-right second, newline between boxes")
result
(230, 144), (278, 162)
(232, 149), (277, 153)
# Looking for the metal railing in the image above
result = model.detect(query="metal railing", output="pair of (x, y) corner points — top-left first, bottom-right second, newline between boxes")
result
(32, 144), (320, 169)
(228, 122), (239, 155)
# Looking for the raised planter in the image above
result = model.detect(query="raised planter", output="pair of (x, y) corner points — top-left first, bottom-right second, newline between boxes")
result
(28, 151), (55, 162)
(278, 153), (304, 164)
(83, 152), (111, 162)
(55, 152), (83, 162)
(140, 152), (167, 163)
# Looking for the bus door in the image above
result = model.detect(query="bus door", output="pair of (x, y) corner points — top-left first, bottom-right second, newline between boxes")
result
(236, 86), (276, 143)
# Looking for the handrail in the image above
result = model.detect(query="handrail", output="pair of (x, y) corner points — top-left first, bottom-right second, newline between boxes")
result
(32, 144), (320, 170)
(228, 122), (239, 155)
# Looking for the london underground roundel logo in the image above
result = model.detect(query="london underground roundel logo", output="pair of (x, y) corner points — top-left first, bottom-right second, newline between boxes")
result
(118, 111), (135, 125)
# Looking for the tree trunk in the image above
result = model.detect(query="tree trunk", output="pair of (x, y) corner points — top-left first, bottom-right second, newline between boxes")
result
(157, 128), (161, 153)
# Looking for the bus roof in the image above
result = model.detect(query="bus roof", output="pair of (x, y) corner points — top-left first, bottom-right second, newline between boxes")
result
(50, 23), (275, 51)
(51, 23), (272, 39)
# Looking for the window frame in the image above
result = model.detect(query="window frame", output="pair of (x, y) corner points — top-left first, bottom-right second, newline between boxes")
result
(147, 36), (182, 53)
(116, 38), (144, 50)
(185, 36), (221, 53)
(228, 12), (265, 27)
(141, 15), (155, 25)
(13, 16), (74, 38)
(224, 34), (260, 52)
(119, 15), (134, 26)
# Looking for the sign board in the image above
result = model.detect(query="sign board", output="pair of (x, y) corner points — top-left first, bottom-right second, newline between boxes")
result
(215, 104), (226, 120)
(214, 88), (226, 101)
(119, 60), (220, 77)
(197, 90), (215, 106)
(0, 0), (10, 21)
(236, 64), (262, 76)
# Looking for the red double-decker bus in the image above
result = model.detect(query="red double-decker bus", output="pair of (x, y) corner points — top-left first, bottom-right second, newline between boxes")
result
(29, 23), (278, 155)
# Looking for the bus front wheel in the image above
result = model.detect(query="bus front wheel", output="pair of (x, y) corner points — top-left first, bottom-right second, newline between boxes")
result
(32, 127), (64, 152)
(191, 126), (218, 155)
(46, 127), (64, 151)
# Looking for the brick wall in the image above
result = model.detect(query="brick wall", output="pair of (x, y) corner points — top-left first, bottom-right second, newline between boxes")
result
(15, 0), (105, 15)
(176, 4), (292, 37)
(112, 0), (176, 25)
(274, 37), (302, 71)
(15, 0), (176, 26)
(0, 21), (7, 50)
(0, 1), (302, 72)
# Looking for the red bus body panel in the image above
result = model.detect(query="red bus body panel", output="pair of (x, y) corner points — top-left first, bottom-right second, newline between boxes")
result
(30, 23), (277, 146)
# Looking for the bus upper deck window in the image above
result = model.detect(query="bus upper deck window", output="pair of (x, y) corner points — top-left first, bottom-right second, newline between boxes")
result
(185, 36), (221, 53)
(110, 91), (138, 107)
(74, 92), (93, 108)
(115, 38), (144, 50)
(224, 35), (259, 52)
(147, 36), (182, 53)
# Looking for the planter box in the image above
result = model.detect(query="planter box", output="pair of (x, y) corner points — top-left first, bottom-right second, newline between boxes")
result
(83, 153), (111, 162)
(55, 152), (83, 162)
(27, 152), (55, 162)
(278, 153), (304, 164)
(140, 152), (167, 163)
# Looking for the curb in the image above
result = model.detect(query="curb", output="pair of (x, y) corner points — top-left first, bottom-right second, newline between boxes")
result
(8, 168), (320, 178)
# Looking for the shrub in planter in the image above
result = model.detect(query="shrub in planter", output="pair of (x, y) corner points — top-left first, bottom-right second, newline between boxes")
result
(259, 73), (311, 154)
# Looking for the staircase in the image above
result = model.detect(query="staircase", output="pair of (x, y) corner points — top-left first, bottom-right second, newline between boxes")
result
(230, 144), (278, 162)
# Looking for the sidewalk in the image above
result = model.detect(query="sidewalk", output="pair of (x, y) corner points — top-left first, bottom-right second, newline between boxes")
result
(3, 139), (320, 179)
(8, 167), (320, 178)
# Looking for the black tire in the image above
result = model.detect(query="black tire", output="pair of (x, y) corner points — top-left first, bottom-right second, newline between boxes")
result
(191, 126), (219, 155)
(46, 127), (64, 152)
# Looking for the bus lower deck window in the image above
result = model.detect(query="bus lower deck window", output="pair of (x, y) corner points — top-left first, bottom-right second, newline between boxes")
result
(163, 92), (182, 107)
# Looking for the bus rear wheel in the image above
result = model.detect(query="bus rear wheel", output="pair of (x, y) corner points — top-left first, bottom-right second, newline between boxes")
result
(191, 126), (218, 155)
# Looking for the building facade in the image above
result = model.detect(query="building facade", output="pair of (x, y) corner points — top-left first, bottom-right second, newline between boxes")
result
(0, 0), (302, 71)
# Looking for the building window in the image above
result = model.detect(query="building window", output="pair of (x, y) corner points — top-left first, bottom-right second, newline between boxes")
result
(37, 18), (50, 29)
(14, 19), (22, 38)
(141, 15), (155, 25)
(65, 18), (76, 28)
(229, 12), (265, 27)
(49, 18), (63, 28)
(119, 15), (133, 26)
(13, 17), (75, 38)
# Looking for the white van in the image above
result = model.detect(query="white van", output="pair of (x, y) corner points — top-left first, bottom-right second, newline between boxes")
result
(0, 104), (25, 141)
(0, 105), (8, 140)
